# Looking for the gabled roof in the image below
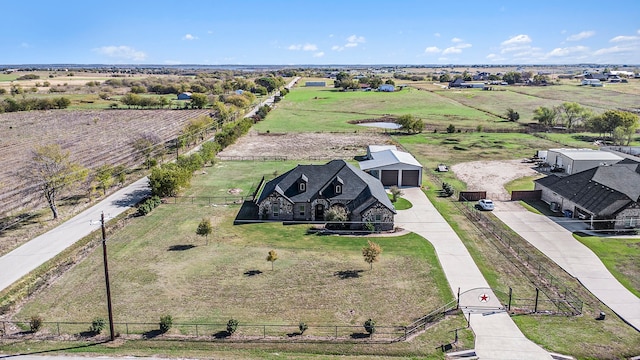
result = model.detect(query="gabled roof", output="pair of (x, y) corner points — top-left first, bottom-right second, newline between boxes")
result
(359, 149), (422, 170)
(549, 148), (622, 161)
(257, 159), (395, 213)
(535, 161), (640, 215)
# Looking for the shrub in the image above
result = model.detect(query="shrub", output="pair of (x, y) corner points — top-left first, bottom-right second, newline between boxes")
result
(159, 314), (172, 333)
(90, 317), (106, 334)
(137, 195), (161, 216)
(446, 124), (456, 133)
(298, 322), (308, 335)
(364, 318), (376, 335)
(364, 222), (375, 233)
(29, 315), (43, 333)
(390, 186), (403, 202)
(226, 319), (239, 335)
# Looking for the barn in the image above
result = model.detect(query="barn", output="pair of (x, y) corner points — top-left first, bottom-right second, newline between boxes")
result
(359, 146), (423, 187)
(177, 92), (192, 100)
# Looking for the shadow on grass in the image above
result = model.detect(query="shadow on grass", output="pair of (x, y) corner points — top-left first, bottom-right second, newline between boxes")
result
(349, 332), (370, 339)
(334, 270), (363, 279)
(0, 340), (107, 358)
(168, 244), (196, 251)
(244, 270), (263, 277)
(142, 329), (163, 339)
(213, 330), (231, 339)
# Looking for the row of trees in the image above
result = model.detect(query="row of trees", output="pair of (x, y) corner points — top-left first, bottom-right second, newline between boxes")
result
(334, 72), (395, 91)
(0, 96), (70, 113)
(533, 102), (639, 145)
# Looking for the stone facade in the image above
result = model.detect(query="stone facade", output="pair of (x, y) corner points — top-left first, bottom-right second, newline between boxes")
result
(614, 203), (640, 230)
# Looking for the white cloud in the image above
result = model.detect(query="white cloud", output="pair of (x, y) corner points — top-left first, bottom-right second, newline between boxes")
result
(313, 51), (324, 58)
(594, 45), (634, 55)
(434, 33), (441, 37)
(451, 37), (463, 43)
(183, 34), (197, 40)
(331, 45), (342, 51)
(94, 45), (147, 61)
(20, 42), (30, 48)
(501, 34), (532, 46)
(207, 30), (213, 34)
(610, 35), (639, 42)
(566, 31), (594, 41)
(288, 43), (318, 51)
(347, 35), (365, 44)
(332, 35), (366, 51)
(424, 46), (441, 53)
(546, 46), (589, 57)
(442, 47), (462, 55)
(456, 43), (472, 49)
(345, 42), (358, 48)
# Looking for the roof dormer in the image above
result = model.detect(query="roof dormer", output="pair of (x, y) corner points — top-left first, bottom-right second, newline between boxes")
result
(334, 176), (344, 194)
(298, 174), (308, 193)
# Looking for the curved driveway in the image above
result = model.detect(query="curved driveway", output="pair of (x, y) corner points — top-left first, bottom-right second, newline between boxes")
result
(494, 201), (640, 332)
(396, 188), (552, 359)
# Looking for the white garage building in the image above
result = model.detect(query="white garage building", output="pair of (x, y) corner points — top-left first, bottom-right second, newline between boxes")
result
(359, 146), (423, 187)
(546, 148), (623, 175)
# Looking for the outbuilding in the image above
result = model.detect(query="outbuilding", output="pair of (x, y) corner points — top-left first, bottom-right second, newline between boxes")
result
(177, 92), (192, 100)
(546, 148), (622, 175)
(359, 146), (423, 187)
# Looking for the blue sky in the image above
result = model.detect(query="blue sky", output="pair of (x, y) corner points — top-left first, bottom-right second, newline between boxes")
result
(2, 0), (639, 65)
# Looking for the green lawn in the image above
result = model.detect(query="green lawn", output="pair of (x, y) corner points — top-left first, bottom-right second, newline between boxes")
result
(504, 175), (544, 193)
(573, 234), (640, 298)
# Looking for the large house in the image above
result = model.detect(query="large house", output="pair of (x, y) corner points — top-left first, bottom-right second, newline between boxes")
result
(534, 159), (640, 231)
(255, 160), (396, 230)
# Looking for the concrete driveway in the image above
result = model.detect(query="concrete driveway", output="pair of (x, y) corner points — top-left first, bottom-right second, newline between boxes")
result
(396, 188), (552, 359)
(493, 201), (640, 332)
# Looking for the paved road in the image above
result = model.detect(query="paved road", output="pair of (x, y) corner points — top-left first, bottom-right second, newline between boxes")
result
(494, 201), (640, 332)
(396, 188), (553, 359)
(0, 177), (150, 293)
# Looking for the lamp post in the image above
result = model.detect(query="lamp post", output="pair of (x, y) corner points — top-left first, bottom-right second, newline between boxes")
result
(99, 212), (115, 341)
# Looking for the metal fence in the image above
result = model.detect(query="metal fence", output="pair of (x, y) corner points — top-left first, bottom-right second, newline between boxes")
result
(455, 197), (583, 315)
(401, 299), (460, 340)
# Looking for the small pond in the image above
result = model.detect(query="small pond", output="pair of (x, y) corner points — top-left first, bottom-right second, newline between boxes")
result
(356, 122), (401, 129)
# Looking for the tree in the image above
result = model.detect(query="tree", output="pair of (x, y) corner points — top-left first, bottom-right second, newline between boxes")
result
(95, 164), (114, 196)
(148, 163), (192, 197)
(446, 124), (456, 133)
(438, 73), (451, 83)
(556, 102), (590, 129)
(502, 72), (522, 84)
(384, 79), (395, 86)
(396, 114), (424, 134)
(389, 186), (403, 203)
(533, 106), (557, 128)
(363, 318), (376, 336)
(131, 132), (162, 169)
(190, 93), (208, 109)
(266, 249), (278, 270)
(26, 144), (88, 219)
(597, 110), (639, 145)
(196, 218), (213, 244)
(362, 240), (382, 270)
(505, 108), (520, 122)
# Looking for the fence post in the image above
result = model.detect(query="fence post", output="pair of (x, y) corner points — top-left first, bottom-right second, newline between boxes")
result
(196, 324), (198, 337)
(456, 287), (460, 310)
(57, 322), (60, 336)
(534, 288), (539, 313)
(263, 325), (266, 338)
(335, 326), (338, 338)
(126, 323), (129, 335)
(508, 287), (512, 311)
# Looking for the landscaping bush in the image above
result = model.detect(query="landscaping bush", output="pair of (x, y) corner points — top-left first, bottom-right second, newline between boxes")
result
(363, 318), (376, 335)
(89, 317), (106, 334)
(137, 195), (161, 216)
(159, 314), (172, 333)
(298, 322), (308, 335)
(29, 315), (43, 333)
(226, 318), (239, 335)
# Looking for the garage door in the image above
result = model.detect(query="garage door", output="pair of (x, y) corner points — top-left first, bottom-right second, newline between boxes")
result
(380, 170), (398, 186)
(401, 170), (420, 187)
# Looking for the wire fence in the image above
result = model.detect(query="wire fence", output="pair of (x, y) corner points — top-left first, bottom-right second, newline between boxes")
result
(455, 196), (583, 315)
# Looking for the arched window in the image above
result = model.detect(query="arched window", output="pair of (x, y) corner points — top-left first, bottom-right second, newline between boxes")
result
(299, 182), (306, 192)
(335, 184), (342, 194)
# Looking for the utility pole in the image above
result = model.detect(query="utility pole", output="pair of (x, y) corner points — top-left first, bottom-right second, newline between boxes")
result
(100, 212), (115, 341)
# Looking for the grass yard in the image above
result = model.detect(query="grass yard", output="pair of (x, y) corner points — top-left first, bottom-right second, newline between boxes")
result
(573, 234), (640, 298)
(16, 161), (458, 352)
(255, 83), (503, 133)
(504, 175), (544, 193)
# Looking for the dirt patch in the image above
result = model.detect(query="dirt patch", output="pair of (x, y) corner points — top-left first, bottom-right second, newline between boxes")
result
(217, 131), (394, 160)
(228, 188), (243, 194)
(451, 160), (540, 200)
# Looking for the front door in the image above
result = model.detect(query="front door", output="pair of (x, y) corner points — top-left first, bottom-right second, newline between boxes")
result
(315, 204), (324, 220)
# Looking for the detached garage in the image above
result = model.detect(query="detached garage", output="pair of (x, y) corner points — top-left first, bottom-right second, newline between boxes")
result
(359, 146), (423, 187)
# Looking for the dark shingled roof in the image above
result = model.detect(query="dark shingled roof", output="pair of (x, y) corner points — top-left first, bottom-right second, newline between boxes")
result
(535, 161), (640, 216)
(257, 159), (395, 213)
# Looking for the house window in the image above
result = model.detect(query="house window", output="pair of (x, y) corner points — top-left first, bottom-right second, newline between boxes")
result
(624, 217), (637, 228)
(272, 204), (279, 217)
(335, 185), (342, 194)
(374, 214), (382, 223)
(298, 204), (305, 216)
(299, 182), (306, 192)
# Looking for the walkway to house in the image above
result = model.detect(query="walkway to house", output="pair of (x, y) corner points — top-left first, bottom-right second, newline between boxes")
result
(494, 201), (640, 332)
(0, 177), (150, 293)
(395, 187), (552, 359)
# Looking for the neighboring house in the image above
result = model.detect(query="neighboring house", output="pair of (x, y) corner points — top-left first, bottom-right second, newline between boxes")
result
(545, 148), (622, 175)
(177, 92), (192, 100)
(448, 78), (465, 88)
(378, 84), (395, 92)
(304, 81), (326, 87)
(255, 159), (396, 230)
(535, 159), (640, 231)
(582, 79), (603, 87)
(584, 73), (607, 81)
(359, 146), (423, 187)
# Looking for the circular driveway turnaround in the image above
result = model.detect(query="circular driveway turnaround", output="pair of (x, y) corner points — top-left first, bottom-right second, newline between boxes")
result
(396, 188), (552, 359)
(494, 201), (640, 332)
(0, 177), (150, 293)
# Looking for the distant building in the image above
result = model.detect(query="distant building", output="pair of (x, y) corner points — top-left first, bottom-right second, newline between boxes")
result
(177, 92), (192, 100)
(546, 148), (622, 175)
(581, 79), (603, 87)
(377, 84), (395, 92)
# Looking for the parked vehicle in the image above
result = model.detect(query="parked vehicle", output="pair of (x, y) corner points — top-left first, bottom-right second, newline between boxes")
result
(476, 199), (494, 211)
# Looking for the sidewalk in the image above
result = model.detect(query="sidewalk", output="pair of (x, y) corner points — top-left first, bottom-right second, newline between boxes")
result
(494, 201), (640, 332)
(396, 188), (552, 359)
(0, 177), (150, 293)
